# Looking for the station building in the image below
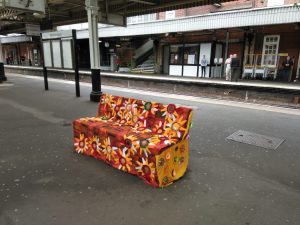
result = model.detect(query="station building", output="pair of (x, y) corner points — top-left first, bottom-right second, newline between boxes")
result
(1, 0), (300, 81)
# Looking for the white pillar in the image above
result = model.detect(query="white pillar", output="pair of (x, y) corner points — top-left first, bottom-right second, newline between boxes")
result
(86, 0), (102, 101)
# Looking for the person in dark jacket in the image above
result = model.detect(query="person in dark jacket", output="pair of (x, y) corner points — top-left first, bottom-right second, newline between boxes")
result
(282, 56), (293, 82)
(116, 56), (121, 72)
(230, 54), (240, 82)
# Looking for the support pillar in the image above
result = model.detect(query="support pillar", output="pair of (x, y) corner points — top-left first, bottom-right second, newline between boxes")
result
(222, 30), (229, 77)
(0, 42), (7, 82)
(40, 34), (48, 90)
(86, 0), (102, 102)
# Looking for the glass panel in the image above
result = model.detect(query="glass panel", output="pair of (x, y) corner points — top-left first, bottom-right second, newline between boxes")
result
(170, 45), (183, 65)
(51, 40), (62, 68)
(183, 45), (199, 65)
(262, 35), (280, 66)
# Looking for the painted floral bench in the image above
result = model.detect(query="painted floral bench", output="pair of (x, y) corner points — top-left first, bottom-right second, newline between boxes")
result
(73, 93), (193, 187)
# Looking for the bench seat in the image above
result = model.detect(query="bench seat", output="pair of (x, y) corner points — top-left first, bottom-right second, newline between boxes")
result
(73, 94), (193, 187)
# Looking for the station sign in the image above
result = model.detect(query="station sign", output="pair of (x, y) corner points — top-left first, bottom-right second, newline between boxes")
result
(26, 24), (41, 36)
(0, 0), (45, 13)
(42, 30), (73, 40)
(99, 13), (127, 27)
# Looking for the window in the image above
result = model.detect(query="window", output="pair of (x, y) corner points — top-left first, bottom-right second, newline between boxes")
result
(165, 10), (176, 20)
(267, 0), (284, 7)
(170, 45), (183, 65)
(137, 15), (143, 23)
(127, 13), (157, 24)
(148, 13), (156, 22)
(183, 44), (199, 65)
(262, 35), (280, 66)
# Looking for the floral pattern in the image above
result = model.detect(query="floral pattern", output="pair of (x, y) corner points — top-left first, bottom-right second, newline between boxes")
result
(101, 137), (118, 162)
(73, 93), (193, 187)
(115, 148), (133, 172)
(74, 134), (88, 154)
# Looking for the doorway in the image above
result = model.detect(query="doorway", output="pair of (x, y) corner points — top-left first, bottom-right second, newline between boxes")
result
(163, 45), (170, 74)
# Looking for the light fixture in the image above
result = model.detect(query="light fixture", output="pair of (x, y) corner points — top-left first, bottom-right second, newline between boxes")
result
(33, 13), (46, 18)
(213, 3), (221, 7)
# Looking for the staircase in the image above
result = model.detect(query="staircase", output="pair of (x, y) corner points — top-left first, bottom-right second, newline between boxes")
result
(131, 54), (155, 74)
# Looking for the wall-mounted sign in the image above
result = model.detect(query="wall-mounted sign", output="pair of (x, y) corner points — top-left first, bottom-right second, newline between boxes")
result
(99, 12), (126, 27)
(42, 30), (75, 69)
(42, 30), (73, 40)
(0, 35), (32, 44)
(26, 24), (41, 36)
(0, 0), (45, 13)
(41, 29), (80, 97)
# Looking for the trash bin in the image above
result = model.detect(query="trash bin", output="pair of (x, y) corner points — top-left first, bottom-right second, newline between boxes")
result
(0, 62), (7, 82)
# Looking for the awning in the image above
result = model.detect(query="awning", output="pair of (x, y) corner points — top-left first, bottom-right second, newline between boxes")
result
(76, 5), (300, 39)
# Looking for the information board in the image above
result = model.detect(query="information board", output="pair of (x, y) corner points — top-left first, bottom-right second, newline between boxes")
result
(52, 40), (62, 68)
(41, 29), (80, 97)
(42, 31), (74, 69)
(62, 40), (73, 69)
(43, 41), (52, 68)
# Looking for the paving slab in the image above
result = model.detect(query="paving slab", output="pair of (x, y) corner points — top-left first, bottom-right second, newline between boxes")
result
(0, 74), (299, 225)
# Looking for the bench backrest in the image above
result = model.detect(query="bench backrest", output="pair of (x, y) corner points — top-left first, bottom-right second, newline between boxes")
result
(97, 93), (193, 140)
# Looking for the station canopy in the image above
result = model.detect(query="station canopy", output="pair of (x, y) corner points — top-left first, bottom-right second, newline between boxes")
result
(0, 0), (233, 34)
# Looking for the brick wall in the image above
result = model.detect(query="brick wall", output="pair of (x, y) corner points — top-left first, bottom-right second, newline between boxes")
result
(158, 12), (165, 20)
(285, 0), (300, 4)
(254, 0), (265, 8)
(186, 6), (212, 16)
(253, 0), (299, 7)
(2, 42), (39, 66)
(159, 0), (299, 18)
(175, 9), (186, 18)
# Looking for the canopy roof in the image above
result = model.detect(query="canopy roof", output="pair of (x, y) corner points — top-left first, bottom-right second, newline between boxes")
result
(0, 0), (233, 34)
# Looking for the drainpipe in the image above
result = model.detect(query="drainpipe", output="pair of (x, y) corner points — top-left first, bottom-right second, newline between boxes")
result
(153, 39), (159, 73)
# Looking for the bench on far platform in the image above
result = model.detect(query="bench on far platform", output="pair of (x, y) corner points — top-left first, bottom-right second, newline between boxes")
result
(73, 93), (193, 187)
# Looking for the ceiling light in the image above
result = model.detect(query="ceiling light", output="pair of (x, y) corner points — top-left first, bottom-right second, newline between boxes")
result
(213, 3), (221, 7)
(33, 13), (46, 18)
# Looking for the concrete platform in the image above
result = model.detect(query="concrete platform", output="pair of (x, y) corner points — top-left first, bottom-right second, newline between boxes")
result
(0, 74), (299, 225)
(4, 65), (300, 107)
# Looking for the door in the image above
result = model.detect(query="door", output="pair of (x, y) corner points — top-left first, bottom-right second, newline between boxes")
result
(163, 45), (170, 74)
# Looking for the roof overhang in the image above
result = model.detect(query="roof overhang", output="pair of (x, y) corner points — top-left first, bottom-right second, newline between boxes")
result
(0, 0), (235, 34)
(75, 5), (300, 39)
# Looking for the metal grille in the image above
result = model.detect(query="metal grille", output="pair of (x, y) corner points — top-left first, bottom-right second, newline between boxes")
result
(226, 130), (285, 150)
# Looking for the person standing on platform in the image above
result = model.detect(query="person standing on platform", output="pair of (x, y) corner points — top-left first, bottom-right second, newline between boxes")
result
(200, 55), (208, 78)
(230, 54), (240, 82)
(116, 56), (121, 72)
(282, 56), (293, 82)
(225, 54), (233, 81)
